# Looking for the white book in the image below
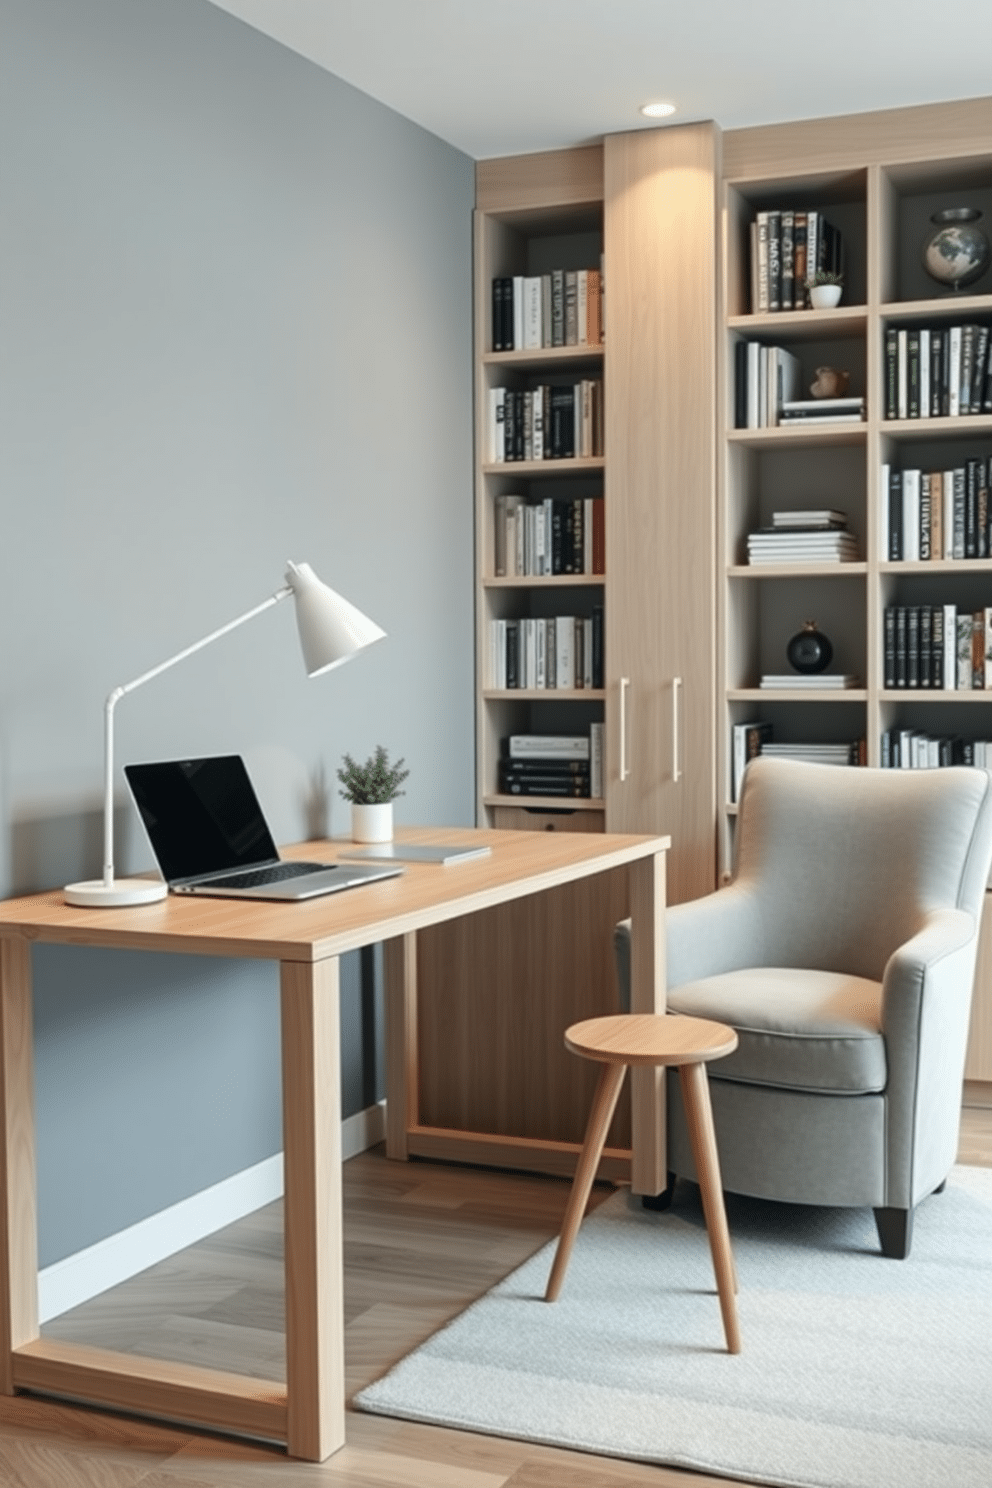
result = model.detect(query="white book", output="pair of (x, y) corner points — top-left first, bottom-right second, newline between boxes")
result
(523, 277), (543, 349)
(535, 619), (547, 690)
(902, 468), (920, 562)
(897, 329), (908, 419)
(515, 503), (526, 575)
(534, 501), (547, 575)
(755, 213), (769, 312)
(555, 617), (574, 690)
(589, 723), (604, 800)
(512, 275), (525, 350)
(490, 620), (506, 690)
(919, 328), (930, 418)
(489, 387), (506, 463)
(746, 342), (760, 429)
(775, 348), (802, 422)
(948, 325), (962, 416)
(879, 463), (889, 559)
(584, 497), (594, 574)
(545, 617), (556, 689)
(523, 618), (537, 690)
(943, 604), (957, 690)
(577, 270), (588, 345)
(508, 734), (590, 758)
(540, 274), (552, 347)
(532, 389), (545, 461)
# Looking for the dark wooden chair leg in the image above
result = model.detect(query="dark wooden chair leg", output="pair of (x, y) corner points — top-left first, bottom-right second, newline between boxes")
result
(642, 1171), (678, 1211)
(873, 1205), (914, 1259)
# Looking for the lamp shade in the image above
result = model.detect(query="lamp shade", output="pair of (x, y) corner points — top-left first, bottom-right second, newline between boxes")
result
(285, 560), (386, 676)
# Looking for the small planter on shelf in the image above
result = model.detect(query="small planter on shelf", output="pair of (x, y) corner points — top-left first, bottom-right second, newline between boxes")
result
(337, 745), (409, 843)
(806, 270), (844, 310)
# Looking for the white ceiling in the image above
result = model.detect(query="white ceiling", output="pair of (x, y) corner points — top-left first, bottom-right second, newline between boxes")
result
(206, 0), (992, 161)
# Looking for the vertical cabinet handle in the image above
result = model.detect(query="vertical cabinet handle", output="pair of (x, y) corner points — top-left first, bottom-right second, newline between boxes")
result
(672, 676), (683, 783)
(619, 676), (630, 782)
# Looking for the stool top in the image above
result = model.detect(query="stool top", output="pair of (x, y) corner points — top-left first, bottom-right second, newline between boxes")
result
(564, 1013), (738, 1067)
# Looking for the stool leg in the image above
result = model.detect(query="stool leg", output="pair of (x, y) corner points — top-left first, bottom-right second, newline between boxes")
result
(545, 1061), (627, 1302)
(678, 1061), (741, 1354)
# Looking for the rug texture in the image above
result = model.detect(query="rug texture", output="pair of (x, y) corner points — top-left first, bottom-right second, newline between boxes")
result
(355, 1165), (992, 1488)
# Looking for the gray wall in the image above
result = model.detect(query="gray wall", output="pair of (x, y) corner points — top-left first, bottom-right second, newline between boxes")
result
(1, 0), (475, 1266)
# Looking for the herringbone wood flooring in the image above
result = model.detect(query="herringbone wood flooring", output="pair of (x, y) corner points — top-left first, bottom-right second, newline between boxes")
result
(0, 1104), (987, 1487)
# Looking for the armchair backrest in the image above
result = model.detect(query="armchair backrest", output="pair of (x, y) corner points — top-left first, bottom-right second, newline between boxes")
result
(734, 759), (992, 980)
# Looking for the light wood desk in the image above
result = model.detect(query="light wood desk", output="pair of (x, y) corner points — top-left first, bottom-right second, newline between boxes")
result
(0, 825), (668, 1462)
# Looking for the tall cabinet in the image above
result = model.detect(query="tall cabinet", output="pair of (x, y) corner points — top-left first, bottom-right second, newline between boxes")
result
(474, 125), (720, 907)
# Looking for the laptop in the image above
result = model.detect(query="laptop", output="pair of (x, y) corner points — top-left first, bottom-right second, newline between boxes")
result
(124, 756), (404, 900)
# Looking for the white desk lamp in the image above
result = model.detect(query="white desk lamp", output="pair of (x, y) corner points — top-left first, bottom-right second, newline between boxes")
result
(64, 560), (386, 909)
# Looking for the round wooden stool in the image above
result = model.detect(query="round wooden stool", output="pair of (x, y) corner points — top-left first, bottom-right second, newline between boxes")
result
(545, 1012), (741, 1354)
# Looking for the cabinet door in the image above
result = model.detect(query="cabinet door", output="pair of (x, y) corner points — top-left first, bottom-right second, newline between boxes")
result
(604, 123), (719, 904)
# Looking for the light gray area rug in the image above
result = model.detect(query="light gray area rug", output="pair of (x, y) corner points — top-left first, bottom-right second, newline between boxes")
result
(355, 1165), (992, 1488)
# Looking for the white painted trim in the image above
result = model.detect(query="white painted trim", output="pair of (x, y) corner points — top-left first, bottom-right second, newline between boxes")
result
(38, 1100), (387, 1323)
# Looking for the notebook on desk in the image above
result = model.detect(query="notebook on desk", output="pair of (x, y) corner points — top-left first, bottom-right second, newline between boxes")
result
(124, 756), (404, 900)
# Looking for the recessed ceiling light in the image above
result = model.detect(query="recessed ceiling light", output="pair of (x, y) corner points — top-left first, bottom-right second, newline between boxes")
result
(640, 101), (676, 119)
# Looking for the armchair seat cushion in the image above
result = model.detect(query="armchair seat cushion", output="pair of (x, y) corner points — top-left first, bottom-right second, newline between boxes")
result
(668, 967), (886, 1095)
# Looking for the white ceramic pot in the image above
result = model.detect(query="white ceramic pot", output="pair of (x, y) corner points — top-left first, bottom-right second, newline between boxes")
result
(351, 802), (393, 843)
(809, 283), (842, 309)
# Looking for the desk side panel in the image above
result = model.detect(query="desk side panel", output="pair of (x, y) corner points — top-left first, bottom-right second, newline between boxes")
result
(416, 868), (632, 1151)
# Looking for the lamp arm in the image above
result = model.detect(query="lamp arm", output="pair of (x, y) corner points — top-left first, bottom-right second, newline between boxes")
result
(100, 585), (293, 886)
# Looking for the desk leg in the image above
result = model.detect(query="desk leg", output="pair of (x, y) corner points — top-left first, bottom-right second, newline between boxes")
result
(628, 852), (667, 1197)
(0, 937), (38, 1395)
(384, 934), (418, 1161)
(280, 958), (344, 1462)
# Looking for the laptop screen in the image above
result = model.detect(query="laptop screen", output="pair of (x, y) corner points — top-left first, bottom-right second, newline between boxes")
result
(125, 756), (280, 885)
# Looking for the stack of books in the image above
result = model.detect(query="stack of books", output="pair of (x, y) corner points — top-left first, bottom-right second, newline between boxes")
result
(760, 674), (860, 690)
(881, 459), (990, 561)
(779, 397), (865, 426)
(747, 510), (858, 564)
(492, 268), (603, 351)
(749, 210), (844, 313)
(881, 730), (992, 769)
(499, 728), (603, 800)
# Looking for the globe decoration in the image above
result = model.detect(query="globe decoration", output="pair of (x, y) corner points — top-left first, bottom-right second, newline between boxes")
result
(787, 620), (833, 675)
(922, 208), (990, 292)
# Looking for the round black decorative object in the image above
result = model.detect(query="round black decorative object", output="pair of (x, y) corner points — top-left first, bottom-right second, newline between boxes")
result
(787, 620), (833, 675)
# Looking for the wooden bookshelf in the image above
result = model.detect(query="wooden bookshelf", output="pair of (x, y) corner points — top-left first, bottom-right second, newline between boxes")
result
(718, 98), (992, 1088)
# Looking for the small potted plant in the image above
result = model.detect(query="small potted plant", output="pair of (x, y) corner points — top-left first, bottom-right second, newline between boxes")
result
(337, 745), (409, 843)
(806, 269), (844, 310)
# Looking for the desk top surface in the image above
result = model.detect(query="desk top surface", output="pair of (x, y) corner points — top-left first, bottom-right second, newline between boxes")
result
(0, 826), (669, 963)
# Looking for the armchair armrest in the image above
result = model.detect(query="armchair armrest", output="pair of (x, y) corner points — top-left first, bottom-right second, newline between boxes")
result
(881, 906), (979, 1206)
(614, 881), (767, 1011)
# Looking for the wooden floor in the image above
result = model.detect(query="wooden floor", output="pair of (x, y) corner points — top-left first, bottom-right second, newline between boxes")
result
(0, 1104), (988, 1487)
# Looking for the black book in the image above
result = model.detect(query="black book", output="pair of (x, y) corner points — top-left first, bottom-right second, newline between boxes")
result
(504, 389), (518, 461)
(932, 605), (945, 689)
(960, 324), (977, 413)
(591, 604), (604, 689)
(883, 607), (896, 689)
(983, 336), (992, 413)
(884, 328), (898, 421)
(980, 458), (990, 560)
(492, 278), (504, 351)
(888, 468), (903, 561)
(919, 604), (932, 688)
(571, 499), (584, 573)
(551, 500), (566, 574)
(499, 776), (591, 798)
(907, 330), (920, 419)
(971, 326), (989, 414)
(549, 385), (574, 459)
(966, 457), (979, 559)
(880, 728), (891, 768)
(735, 340), (748, 428)
(895, 605), (908, 688)
(505, 621), (519, 689)
(780, 210), (795, 311)
(767, 211), (781, 311)
(907, 606), (920, 689)
(931, 329), (945, 418)
(500, 758), (591, 777)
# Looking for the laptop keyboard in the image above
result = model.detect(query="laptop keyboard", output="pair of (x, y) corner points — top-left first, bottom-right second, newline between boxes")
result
(212, 861), (332, 889)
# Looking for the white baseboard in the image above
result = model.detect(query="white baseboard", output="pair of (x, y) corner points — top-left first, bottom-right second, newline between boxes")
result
(39, 1099), (387, 1324)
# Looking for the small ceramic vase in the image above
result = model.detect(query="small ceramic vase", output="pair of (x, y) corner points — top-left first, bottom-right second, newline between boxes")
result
(809, 283), (842, 309)
(809, 367), (850, 399)
(351, 802), (393, 843)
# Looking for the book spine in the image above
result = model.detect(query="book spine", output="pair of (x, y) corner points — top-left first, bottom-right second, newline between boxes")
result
(943, 603), (957, 690)
(523, 277), (542, 350)
(589, 722), (604, 800)
(931, 329), (945, 417)
(576, 270), (588, 346)
(564, 271), (578, 345)
(793, 212), (808, 308)
(767, 212), (781, 312)
(888, 467), (903, 561)
(551, 269), (565, 346)
(948, 325), (961, 416)
(907, 329), (920, 419)
(755, 212), (769, 313)
(884, 607), (896, 689)
(884, 327), (898, 420)
(779, 210), (795, 311)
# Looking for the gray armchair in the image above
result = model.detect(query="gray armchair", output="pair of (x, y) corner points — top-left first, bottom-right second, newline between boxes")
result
(615, 757), (992, 1258)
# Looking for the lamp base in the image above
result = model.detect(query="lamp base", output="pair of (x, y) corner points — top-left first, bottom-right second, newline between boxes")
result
(64, 878), (168, 908)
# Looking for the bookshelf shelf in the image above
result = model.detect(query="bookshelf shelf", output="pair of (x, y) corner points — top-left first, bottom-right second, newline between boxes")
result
(481, 457), (605, 476)
(729, 563), (869, 578)
(484, 574), (605, 589)
(483, 345), (604, 368)
(482, 689), (606, 702)
(728, 306), (869, 339)
(483, 793), (605, 811)
(729, 688), (868, 703)
(727, 424), (868, 450)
